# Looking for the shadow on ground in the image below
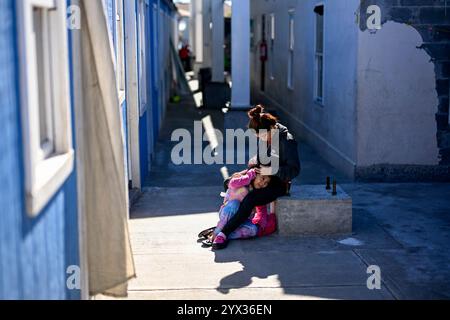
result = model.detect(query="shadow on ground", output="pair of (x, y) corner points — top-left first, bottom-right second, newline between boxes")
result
(124, 87), (450, 300)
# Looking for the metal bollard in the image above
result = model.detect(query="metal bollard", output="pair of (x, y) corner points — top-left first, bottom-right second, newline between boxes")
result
(332, 180), (338, 196)
(326, 176), (331, 190)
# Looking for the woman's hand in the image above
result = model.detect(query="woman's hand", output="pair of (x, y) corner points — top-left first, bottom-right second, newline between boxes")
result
(248, 156), (258, 167)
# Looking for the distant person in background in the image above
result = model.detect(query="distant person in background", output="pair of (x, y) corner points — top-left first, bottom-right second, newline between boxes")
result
(179, 44), (191, 72)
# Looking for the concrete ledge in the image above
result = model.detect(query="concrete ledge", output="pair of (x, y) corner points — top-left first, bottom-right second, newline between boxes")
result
(276, 185), (352, 236)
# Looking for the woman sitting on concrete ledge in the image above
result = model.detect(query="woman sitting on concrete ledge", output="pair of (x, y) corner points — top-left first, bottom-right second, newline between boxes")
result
(212, 105), (301, 250)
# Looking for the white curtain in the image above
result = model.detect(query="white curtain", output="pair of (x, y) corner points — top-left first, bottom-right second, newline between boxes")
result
(76, 0), (136, 297)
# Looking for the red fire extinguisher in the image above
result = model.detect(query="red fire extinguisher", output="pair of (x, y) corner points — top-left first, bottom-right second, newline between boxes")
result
(260, 40), (268, 62)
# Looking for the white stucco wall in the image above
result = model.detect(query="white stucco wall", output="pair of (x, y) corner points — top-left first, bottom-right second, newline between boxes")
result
(178, 16), (190, 47)
(356, 22), (439, 166)
(250, 0), (360, 177)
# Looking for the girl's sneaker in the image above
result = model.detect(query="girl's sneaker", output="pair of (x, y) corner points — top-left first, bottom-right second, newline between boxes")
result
(212, 233), (228, 250)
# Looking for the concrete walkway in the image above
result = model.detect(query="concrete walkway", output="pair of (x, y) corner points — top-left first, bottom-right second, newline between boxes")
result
(121, 90), (450, 300)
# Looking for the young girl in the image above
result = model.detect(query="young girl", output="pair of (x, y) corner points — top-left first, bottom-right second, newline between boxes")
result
(202, 168), (277, 248)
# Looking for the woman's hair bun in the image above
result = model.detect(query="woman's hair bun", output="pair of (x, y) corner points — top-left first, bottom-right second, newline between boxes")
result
(248, 105), (265, 120)
(248, 104), (278, 132)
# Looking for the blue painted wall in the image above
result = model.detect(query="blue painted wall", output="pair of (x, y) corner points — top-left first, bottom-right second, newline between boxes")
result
(137, 0), (149, 183)
(0, 0), (178, 299)
(139, 115), (149, 183)
(150, 0), (161, 149)
(104, 0), (177, 188)
(0, 0), (80, 300)
(137, 0), (176, 184)
(104, 0), (130, 182)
